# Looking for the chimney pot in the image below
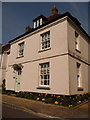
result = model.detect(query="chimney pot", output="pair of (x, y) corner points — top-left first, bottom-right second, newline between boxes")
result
(51, 4), (58, 15)
(25, 26), (31, 32)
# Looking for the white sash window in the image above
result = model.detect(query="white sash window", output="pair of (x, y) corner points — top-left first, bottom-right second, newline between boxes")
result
(18, 42), (24, 57)
(41, 31), (50, 50)
(39, 62), (50, 87)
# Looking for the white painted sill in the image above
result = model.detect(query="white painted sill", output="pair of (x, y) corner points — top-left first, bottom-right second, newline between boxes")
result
(38, 48), (51, 53)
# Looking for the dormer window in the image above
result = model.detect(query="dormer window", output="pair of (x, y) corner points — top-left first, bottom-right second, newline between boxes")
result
(33, 14), (47, 28)
(37, 20), (39, 27)
(34, 22), (36, 29)
(40, 18), (42, 25)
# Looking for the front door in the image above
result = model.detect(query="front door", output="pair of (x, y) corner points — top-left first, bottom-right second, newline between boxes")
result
(15, 71), (21, 92)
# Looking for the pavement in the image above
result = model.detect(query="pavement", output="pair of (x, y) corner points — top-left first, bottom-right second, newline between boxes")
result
(0, 94), (90, 119)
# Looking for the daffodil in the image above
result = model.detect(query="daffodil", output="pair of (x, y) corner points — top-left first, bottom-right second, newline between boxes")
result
(20, 91), (24, 93)
(69, 105), (73, 107)
(51, 94), (53, 97)
(54, 101), (58, 104)
(84, 92), (88, 94)
(36, 98), (40, 100)
(57, 96), (60, 98)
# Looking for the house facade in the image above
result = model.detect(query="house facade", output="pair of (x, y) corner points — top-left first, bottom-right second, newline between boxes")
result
(0, 44), (10, 88)
(5, 5), (90, 95)
(0, 44), (2, 87)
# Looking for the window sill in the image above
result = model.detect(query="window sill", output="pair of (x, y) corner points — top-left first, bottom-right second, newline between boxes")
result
(75, 49), (81, 53)
(16, 55), (24, 59)
(38, 48), (51, 53)
(78, 87), (83, 91)
(37, 87), (50, 90)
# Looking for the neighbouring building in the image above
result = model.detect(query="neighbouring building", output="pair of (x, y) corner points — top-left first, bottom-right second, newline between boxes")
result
(3, 5), (90, 95)
(0, 44), (10, 88)
(0, 43), (2, 87)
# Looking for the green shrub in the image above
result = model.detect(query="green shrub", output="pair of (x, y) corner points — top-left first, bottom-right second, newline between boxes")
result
(2, 90), (90, 107)
(2, 79), (6, 91)
(62, 97), (70, 106)
(45, 98), (54, 103)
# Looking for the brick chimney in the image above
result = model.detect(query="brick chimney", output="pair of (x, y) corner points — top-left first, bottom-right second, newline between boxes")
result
(25, 26), (31, 32)
(51, 4), (58, 15)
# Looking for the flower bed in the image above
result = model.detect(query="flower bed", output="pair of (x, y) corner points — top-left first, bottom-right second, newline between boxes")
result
(2, 90), (90, 107)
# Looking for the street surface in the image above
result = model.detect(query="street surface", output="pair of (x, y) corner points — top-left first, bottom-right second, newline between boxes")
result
(1, 94), (89, 119)
(2, 103), (43, 119)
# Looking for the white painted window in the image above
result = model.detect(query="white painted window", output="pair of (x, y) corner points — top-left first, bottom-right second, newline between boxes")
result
(41, 31), (50, 50)
(37, 20), (39, 27)
(40, 18), (42, 25)
(18, 42), (24, 57)
(39, 62), (50, 87)
(76, 62), (81, 88)
(34, 22), (36, 28)
(75, 31), (80, 51)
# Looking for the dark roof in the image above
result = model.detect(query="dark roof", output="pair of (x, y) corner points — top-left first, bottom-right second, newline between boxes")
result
(33, 14), (47, 22)
(2, 43), (10, 52)
(47, 13), (60, 21)
(9, 12), (90, 43)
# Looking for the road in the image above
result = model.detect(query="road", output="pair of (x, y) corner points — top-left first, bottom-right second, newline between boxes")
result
(1, 103), (45, 119)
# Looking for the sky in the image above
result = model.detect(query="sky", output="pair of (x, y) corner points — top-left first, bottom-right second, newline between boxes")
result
(1, 2), (89, 45)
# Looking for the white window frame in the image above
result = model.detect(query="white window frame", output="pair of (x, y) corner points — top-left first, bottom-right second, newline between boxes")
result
(37, 20), (39, 27)
(18, 42), (24, 57)
(75, 31), (80, 52)
(40, 31), (50, 50)
(39, 62), (50, 87)
(40, 18), (42, 25)
(34, 21), (36, 28)
(76, 62), (81, 88)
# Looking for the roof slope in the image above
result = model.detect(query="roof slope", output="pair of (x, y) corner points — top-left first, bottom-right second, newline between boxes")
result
(9, 12), (90, 43)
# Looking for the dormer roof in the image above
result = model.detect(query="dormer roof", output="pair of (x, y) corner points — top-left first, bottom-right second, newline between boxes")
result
(33, 14), (47, 22)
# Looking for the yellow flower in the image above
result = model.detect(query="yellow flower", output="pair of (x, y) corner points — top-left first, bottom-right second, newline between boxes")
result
(20, 91), (24, 93)
(36, 98), (40, 100)
(57, 96), (60, 98)
(84, 92), (88, 94)
(54, 101), (58, 104)
(44, 93), (47, 97)
(51, 94), (53, 97)
(69, 105), (73, 107)
(81, 93), (84, 95)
